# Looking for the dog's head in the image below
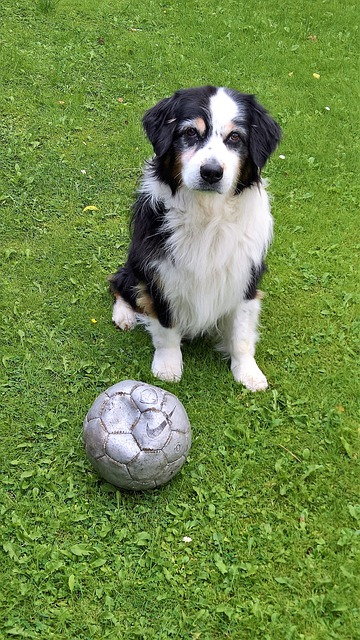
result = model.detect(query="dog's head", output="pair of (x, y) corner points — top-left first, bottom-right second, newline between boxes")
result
(143, 86), (281, 195)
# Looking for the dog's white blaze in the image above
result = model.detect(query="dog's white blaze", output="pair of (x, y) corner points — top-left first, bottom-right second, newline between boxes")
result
(209, 88), (245, 135)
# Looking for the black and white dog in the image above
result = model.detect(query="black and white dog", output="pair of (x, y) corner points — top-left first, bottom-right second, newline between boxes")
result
(110, 86), (281, 391)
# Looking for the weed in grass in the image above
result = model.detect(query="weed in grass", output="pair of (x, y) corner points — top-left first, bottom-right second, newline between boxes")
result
(37, 0), (60, 14)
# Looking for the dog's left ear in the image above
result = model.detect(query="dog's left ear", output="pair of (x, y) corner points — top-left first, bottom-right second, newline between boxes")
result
(143, 95), (178, 157)
(249, 98), (281, 169)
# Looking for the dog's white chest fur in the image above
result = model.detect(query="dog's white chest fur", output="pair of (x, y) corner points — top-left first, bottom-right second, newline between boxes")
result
(154, 182), (273, 337)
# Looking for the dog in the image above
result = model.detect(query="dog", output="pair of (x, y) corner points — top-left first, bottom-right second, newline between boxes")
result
(110, 85), (281, 391)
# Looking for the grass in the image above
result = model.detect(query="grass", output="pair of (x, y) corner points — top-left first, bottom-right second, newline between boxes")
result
(0, 0), (359, 638)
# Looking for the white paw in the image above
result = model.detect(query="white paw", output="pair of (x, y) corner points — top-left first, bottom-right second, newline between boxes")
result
(112, 297), (137, 331)
(231, 359), (268, 392)
(151, 348), (183, 382)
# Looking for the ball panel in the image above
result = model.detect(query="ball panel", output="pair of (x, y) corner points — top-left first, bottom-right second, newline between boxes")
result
(83, 418), (106, 459)
(129, 479), (157, 490)
(91, 455), (134, 488)
(127, 450), (168, 482)
(132, 410), (171, 450)
(154, 456), (186, 486)
(101, 394), (139, 433)
(105, 433), (140, 464)
(131, 384), (163, 412)
(86, 393), (108, 422)
(162, 430), (191, 463)
(162, 393), (190, 432)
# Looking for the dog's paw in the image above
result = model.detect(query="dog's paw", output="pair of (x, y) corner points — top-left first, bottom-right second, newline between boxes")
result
(151, 348), (183, 382)
(112, 297), (137, 331)
(231, 359), (268, 392)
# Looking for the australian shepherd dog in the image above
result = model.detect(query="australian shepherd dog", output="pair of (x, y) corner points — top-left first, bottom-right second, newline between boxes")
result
(110, 85), (281, 391)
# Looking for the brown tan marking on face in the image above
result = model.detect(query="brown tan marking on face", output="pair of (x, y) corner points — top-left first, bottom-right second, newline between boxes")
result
(172, 151), (184, 187)
(222, 121), (238, 138)
(194, 117), (206, 136)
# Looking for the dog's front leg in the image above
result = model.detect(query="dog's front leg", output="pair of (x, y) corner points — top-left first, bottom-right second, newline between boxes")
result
(224, 297), (268, 392)
(146, 319), (183, 382)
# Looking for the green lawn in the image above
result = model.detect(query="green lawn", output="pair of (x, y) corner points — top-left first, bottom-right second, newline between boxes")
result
(0, 0), (359, 638)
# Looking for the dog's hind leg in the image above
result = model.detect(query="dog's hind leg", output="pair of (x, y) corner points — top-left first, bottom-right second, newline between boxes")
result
(112, 294), (137, 331)
(109, 267), (137, 330)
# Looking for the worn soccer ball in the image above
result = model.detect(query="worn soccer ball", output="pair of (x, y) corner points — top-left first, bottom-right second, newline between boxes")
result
(83, 380), (191, 490)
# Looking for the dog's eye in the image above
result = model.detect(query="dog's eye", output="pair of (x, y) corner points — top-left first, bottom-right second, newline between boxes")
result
(184, 127), (198, 138)
(228, 131), (241, 143)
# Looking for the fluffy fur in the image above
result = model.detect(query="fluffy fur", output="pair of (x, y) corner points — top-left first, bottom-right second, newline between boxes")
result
(110, 85), (281, 391)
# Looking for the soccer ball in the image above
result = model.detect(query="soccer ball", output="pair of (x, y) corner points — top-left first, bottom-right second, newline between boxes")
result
(83, 380), (191, 490)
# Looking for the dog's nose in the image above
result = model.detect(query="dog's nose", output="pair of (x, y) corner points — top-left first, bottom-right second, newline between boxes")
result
(200, 160), (224, 184)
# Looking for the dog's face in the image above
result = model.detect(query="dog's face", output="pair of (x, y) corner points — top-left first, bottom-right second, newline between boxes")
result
(143, 86), (281, 195)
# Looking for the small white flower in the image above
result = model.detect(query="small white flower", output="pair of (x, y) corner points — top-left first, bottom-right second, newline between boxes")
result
(81, 169), (87, 175)
(182, 536), (192, 543)
(279, 154), (286, 160)
(325, 106), (330, 111)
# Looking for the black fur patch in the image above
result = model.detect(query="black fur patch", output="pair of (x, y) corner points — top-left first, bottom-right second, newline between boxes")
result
(109, 194), (173, 327)
(245, 262), (267, 300)
(143, 85), (218, 157)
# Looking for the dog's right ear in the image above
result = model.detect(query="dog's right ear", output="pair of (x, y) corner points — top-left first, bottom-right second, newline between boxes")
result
(143, 96), (178, 157)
